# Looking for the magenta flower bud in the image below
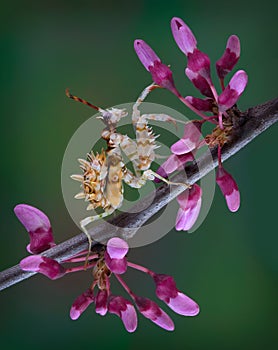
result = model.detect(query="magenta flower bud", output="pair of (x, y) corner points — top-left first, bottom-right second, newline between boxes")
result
(149, 62), (178, 94)
(153, 274), (200, 316)
(134, 39), (179, 95)
(187, 49), (211, 81)
(20, 255), (66, 280)
(104, 238), (128, 274)
(70, 289), (95, 320)
(171, 17), (197, 55)
(171, 17), (212, 85)
(185, 96), (214, 112)
(155, 153), (194, 183)
(135, 296), (174, 331)
(185, 69), (214, 98)
(107, 237), (129, 259)
(104, 253), (127, 274)
(171, 121), (202, 155)
(218, 70), (248, 112)
(175, 184), (202, 231)
(95, 289), (108, 316)
(14, 204), (55, 254)
(108, 296), (137, 333)
(134, 39), (160, 71)
(216, 167), (240, 212)
(216, 35), (240, 79)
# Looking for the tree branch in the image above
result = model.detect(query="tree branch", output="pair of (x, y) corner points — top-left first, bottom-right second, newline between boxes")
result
(1, 97), (278, 291)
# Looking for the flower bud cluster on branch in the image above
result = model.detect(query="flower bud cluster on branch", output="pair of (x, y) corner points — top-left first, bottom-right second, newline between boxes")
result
(135, 17), (247, 221)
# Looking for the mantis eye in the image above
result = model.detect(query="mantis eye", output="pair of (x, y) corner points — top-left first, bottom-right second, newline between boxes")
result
(111, 175), (119, 182)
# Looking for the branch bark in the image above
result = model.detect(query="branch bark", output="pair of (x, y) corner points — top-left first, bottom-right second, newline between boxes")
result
(1, 97), (278, 291)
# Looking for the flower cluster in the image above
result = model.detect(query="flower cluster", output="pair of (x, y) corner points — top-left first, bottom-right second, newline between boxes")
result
(16, 204), (199, 332)
(135, 17), (246, 229)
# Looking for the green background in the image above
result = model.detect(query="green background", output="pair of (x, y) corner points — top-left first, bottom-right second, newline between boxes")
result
(0, 1), (277, 349)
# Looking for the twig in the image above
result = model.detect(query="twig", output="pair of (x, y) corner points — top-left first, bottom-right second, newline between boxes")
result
(0, 97), (278, 291)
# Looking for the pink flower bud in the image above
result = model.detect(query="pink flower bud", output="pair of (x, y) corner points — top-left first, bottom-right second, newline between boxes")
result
(171, 121), (202, 155)
(216, 35), (240, 79)
(20, 255), (66, 280)
(70, 289), (95, 320)
(14, 204), (55, 254)
(135, 296), (174, 331)
(185, 69), (214, 98)
(175, 184), (202, 231)
(104, 238), (128, 274)
(134, 39), (160, 71)
(171, 17), (197, 55)
(187, 49), (211, 81)
(185, 96), (214, 112)
(153, 274), (200, 316)
(134, 39), (179, 95)
(155, 153), (194, 182)
(95, 289), (108, 316)
(108, 296), (137, 333)
(107, 238), (129, 259)
(216, 167), (240, 212)
(104, 252), (127, 274)
(218, 70), (248, 112)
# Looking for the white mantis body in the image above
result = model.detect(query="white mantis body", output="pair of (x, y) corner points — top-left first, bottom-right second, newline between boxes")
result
(67, 84), (189, 252)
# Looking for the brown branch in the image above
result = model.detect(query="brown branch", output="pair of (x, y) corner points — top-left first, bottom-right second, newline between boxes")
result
(1, 97), (278, 291)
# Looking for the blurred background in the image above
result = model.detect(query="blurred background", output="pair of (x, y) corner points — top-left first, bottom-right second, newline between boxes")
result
(0, 1), (277, 349)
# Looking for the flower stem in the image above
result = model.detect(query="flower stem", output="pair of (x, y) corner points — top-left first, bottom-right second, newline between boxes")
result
(127, 261), (155, 278)
(115, 274), (136, 300)
(64, 254), (98, 263)
(66, 262), (96, 274)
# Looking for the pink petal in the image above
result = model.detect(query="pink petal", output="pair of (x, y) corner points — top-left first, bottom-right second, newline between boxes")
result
(14, 204), (51, 232)
(216, 35), (240, 79)
(229, 70), (248, 93)
(149, 308), (174, 331)
(171, 121), (202, 155)
(134, 39), (179, 95)
(70, 289), (95, 320)
(135, 297), (174, 331)
(14, 204), (55, 254)
(175, 201), (202, 231)
(218, 70), (248, 112)
(227, 35), (241, 56)
(107, 238), (129, 259)
(187, 49), (211, 81)
(175, 207), (190, 231)
(168, 292), (200, 316)
(149, 61), (179, 95)
(171, 17), (197, 55)
(95, 290), (108, 316)
(171, 139), (195, 155)
(153, 274), (200, 316)
(177, 184), (202, 210)
(216, 167), (240, 212)
(154, 274), (178, 299)
(175, 184), (202, 231)
(120, 304), (138, 333)
(186, 68), (214, 98)
(134, 39), (160, 71)
(185, 96), (214, 112)
(20, 255), (66, 280)
(226, 189), (240, 212)
(155, 153), (194, 182)
(108, 296), (138, 333)
(104, 252), (127, 274)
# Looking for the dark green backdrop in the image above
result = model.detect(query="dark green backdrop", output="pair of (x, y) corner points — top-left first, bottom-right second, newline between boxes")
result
(1, 1), (277, 349)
